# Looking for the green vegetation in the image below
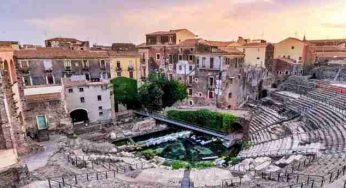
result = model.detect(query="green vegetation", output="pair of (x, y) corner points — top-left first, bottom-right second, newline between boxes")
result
(139, 73), (187, 111)
(141, 149), (156, 160)
(166, 109), (240, 133)
(111, 73), (187, 111)
(193, 161), (214, 169)
(171, 160), (190, 170)
(111, 77), (139, 109)
(240, 140), (251, 150)
(163, 160), (215, 169)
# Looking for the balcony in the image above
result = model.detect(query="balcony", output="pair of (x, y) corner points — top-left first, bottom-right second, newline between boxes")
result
(20, 66), (30, 74)
(116, 67), (122, 72)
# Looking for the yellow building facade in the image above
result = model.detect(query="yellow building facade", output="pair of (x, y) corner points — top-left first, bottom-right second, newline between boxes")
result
(110, 53), (141, 81)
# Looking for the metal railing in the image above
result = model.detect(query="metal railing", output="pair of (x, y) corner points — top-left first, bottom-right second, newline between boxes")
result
(135, 111), (230, 140)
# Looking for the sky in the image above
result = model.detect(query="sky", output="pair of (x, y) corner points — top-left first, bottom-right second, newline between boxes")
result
(1, 0), (346, 46)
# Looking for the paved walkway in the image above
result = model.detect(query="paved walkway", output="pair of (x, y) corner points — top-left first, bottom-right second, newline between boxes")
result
(22, 135), (59, 171)
(0, 149), (18, 169)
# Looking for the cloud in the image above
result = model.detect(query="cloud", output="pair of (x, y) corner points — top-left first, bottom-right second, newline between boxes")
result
(24, 0), (346, 45)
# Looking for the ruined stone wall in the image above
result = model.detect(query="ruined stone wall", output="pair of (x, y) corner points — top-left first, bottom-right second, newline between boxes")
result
(0, 163), (29, 188)
(24, 100), (71, 133)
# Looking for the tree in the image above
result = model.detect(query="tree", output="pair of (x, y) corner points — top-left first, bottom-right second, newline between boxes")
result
(162, 80), (188, 107)
(138, 73), (188, 111)
(110, 77), (140, 109)
(138, 82), (164, 111)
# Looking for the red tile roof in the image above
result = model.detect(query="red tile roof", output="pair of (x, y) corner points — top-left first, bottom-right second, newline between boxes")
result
(45, 37), (82, 42)
(146, 29), (189, 35)
(14, 48), (109, 59)
(205, 40), (234, 47)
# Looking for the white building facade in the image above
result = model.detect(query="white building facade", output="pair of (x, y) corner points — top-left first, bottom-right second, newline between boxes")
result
(62, 77), (112, 124)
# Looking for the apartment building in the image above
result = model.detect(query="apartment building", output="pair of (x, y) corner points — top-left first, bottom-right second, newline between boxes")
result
(13, 47), (112, 139)
(274, 37), (315, 65)
(138, 29), (196, 74)
(45, 37), (89, 50)
(185, 45), (246, 109)
(308, 38), (346, 63)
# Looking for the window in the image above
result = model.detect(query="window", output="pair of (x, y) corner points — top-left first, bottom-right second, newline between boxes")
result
(85, 73), (90, 81)
(291, 46), (295, 49)
(68, 88), (73, 93)
(129, 71), (134, 78)
(97, 95), (102, 101)
(194, 78), (198, 83)
(46, 74), (54, 84)
(22, 76), (31, 86)
(198, 92), (202, 97)
(188, 76), (193, 84)
(285, 71), (289, 75)
(188, 88), (192, 96)
(80, 97), (85, 103)
(189, 55), (193, 61)
(116, 61), (121, 69)
(64, 60), (71, 70)
(169, 55), (173, 64)
(189, 100), (194, 106)
(178, 55), (183, 60)
(169, 74), (173, 80)
(189, 65), (193, 71)
(179, 65), (182, 71)
(98, 106), (102, 110)
(256, 57), (260, 60)
(287, 55), (291, 59)
(100, 72), (108, 80)
(79, 88), (84, 92)
(99, 59), (106, 69)
(43, 60), (52, 71)
(128, 60), (134, 69)
(208, 90), (214, 99)
(117, 71), (121, 77)
(228, 92), (232, 98)
(202, 57), (206, 68)
(209, 77), (214, 86)
(82, 60), (89, 68)
(299, 56), (302, 60)
(99, 111), (103, 116)
(20, 60), (29, 68)
(156, 53), (160, 60)
(210, 57), (214, 69)
(230, 78), (233, 84)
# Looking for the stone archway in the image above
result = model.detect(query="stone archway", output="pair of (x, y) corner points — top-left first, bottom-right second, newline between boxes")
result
(70, 109), (89, 124)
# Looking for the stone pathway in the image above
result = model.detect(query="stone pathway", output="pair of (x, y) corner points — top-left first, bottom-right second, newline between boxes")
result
(22, 134), (59, 171)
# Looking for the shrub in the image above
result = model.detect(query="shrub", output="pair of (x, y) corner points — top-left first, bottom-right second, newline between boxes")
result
(193, 161), (214, 169)
(171, 160), (190, 169)
(166, 109), (239, 133)
(141, 149), (156, 160)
